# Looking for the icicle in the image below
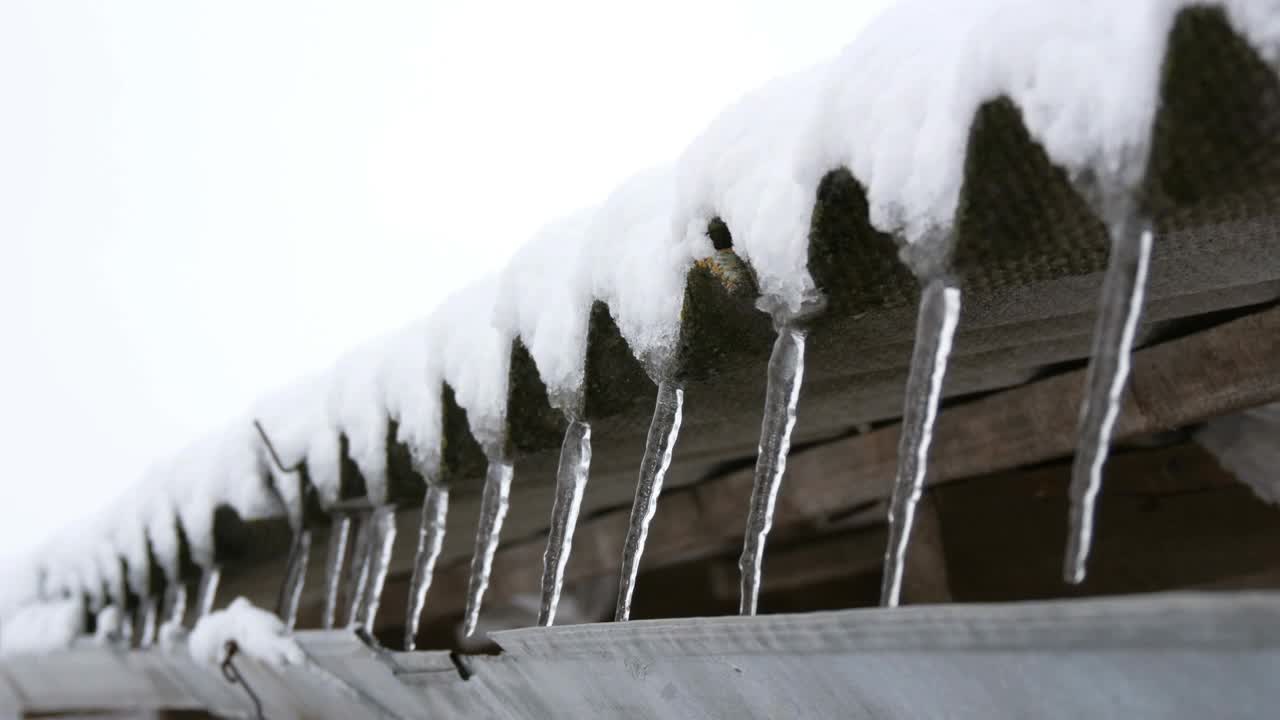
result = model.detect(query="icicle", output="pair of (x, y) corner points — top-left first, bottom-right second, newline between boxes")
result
(404, 484), (449, 651)
(277, 529), (312, 632)
(137, 595), (158, 648)
(538, 420), (592, 627)
(739, 326), (806, 616)
(321, 514), (352, 629)
(615, 381), (684, 622)
(880, 278), (961, 607)
(344, 512), (372, 627)
(195, 565), (221, 619)
(119, 605), (136, 647)
(1065, 212), (1152, 583)
(355, 506), (397, 634)
(162, 581), (188, 626)
(463, 461), (514, 637)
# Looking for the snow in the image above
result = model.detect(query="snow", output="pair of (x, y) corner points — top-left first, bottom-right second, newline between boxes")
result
(17, 0), (1280, 606)
(94, 604), (121, 644)
(171, 424), (282, 568)
(587, 166), (692, 376)
(379, 318), (444, 476)
(436, 276), (511, 457)
(0, 599), (83, 656)
(495, 212), (597, 412)
(329, 338), (394, 505)
(254, 374), (339, 507)
(188, 596), (304, 671)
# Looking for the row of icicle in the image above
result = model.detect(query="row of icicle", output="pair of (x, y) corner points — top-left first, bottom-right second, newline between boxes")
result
(340, 189), (1152, 643)
(76, 192), (1150, 651)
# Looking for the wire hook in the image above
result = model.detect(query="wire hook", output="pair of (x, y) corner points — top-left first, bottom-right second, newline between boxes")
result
(221, 640), (267, 720)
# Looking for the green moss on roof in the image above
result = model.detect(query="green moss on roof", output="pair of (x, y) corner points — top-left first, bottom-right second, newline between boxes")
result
(505, 338), (568, 457)
(676, 244), (775, 382)
(1146, 6), (1280, 216)
(582, 300), (655, 421)
(952, 97), (1109, 295)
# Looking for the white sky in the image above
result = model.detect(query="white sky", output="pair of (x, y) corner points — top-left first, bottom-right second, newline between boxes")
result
(0, 0), (892, 560)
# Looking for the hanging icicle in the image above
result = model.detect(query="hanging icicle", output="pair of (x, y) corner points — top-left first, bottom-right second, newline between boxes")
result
(344, 512), (372, 628)
(1065, 209), (1152, 584)
(276, 529), (312, 632)
(354, 506), (397, 634)
(195, 565), (221, 620)
(538, 419), (592, 626)
(739, 326), (806, 616)
(321, 514), (352, 630)
(615, 381), (684, 622)
(463, 460), (514, 637)
(162, 581), (188, 627)
(881, 277), (961, 608)
(136, 595), (158, 649)
(405, 483), (449, 651)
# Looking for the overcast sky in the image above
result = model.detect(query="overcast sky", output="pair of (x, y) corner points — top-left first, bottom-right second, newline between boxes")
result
(0, 0), (892, 560)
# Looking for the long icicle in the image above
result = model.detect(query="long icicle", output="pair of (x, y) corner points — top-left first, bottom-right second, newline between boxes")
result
(162, 581), (187, 626)
(881, 278), (961, 607)
(277, 528), (312, 631)
(344, 512), (373, 627)
(355, 506), (397, 634)
(463, 461), (513, 637)
(404, 483), (449, 650)
(195, 564), (221, 620)
(1065, 215), (1152, 583)
(321, 514), (352, 629)
(538, 420), (592, 626)
(615, 381), (684, 621)
(136, 595), (158, 648)
(739, 326), (806, 616)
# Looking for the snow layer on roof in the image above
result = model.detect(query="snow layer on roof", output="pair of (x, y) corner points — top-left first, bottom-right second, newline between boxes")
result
(329, 338), (394, 505)
(495, 211), (597, 412)
(437, 276), (511, 458)
(380, 318), (443, 476)
(255, 374), (338, 507)
(676, 65), (828, 316)
(587, 166), (692, 375)
(139, 462), (184, 582)
(0, 599), (83, 657)
(172, 423), (280, 568)
(188, 597), (304, 671)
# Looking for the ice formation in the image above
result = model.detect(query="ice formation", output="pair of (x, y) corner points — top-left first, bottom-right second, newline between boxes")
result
(7, 0), (1279, 639)
(188, 597), (304, 671)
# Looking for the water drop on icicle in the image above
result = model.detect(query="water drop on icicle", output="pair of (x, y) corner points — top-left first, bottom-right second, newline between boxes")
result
(277, 529), (312, 631)
(881, 278), (961, 607)
(538, 419), (592, 627)
(615, 381), (684, 622)
(1065, 211), (1152, 584)
(405, 483), (449, 651)
(463, 461), (513, 637)
(739, 326), (806, 616)
(355, 506), (397, 634)
(321, 514), (352, 629)
(195, 565), (221, 620)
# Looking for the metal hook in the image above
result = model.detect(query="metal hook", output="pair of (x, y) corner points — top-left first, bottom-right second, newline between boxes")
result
(221, 640), (266, 720)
